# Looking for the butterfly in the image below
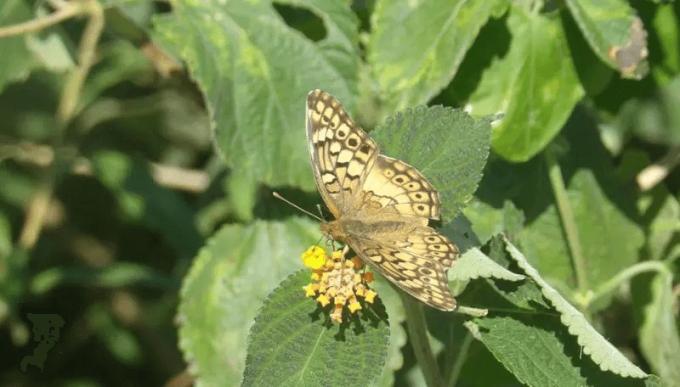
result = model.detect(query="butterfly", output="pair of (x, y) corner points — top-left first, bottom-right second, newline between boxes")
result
(306, 89), (459, 311)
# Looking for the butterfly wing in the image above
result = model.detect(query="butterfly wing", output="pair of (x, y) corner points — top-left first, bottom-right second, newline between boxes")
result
(306, 89), (379, 218)
(347, 224), (458, 311)
(360, 155), (441, 225)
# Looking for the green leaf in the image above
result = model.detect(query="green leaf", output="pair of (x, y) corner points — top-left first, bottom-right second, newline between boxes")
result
(511, 113), (645, 293)
(650, 3), (680, 84)
(368, 0), (503, 111)
(153, 0), (359, 190)
(565, 0), (649, 79)
(464, 5), (583, 161)
(462, 199), (525, 245)
(242, 270), (390, 386)
(90, 150), (202, 259)
(448, 247), (524, 283)
(178, 218), (319, 386)
(632, 270), (680, 386)
(466, 315), (654, 387)
(370, 277), (407, 387)
(0, 0), (39, 92)
(372, 105), (491, 221)
(504, 237), (647, 378)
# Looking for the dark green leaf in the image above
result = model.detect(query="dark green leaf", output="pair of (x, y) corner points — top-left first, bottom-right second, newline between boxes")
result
(243, 270), (389, 386)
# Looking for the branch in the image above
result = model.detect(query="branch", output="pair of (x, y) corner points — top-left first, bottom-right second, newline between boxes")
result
(1, 141), (210, 193)
(18, 0), (104, 250)
(0, 3), (83, 38)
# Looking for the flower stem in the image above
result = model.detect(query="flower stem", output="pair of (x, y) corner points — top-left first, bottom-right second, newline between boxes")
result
(590, 261), (669, 304)
(545, 149), (589, 296)
(446, 331), (473, 387)
(400, 294), (445, 387)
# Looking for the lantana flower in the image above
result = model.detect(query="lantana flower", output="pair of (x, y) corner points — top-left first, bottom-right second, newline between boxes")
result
(300, 245), (378, 323)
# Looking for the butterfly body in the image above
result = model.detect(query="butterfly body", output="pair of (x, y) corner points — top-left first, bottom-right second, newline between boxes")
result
(306, 89), (459, 311)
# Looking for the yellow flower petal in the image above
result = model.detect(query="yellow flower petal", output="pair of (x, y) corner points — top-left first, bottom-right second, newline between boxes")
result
(310, 272), (321, 281)
(303, 284), (318, 297)
(317, 294), (330, 307)
(364, 290), (377, 304)
(348, 300), (362, 313)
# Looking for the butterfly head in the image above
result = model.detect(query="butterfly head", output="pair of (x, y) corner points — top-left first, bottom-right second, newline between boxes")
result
(319, 220), (347, 244)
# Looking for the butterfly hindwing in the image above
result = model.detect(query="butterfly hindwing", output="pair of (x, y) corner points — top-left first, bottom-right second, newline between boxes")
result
(347, 225), (457, 311)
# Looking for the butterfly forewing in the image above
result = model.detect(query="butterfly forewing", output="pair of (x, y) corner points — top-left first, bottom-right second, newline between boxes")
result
(306, 90), (379, 218)
(306, 89), (458, 311)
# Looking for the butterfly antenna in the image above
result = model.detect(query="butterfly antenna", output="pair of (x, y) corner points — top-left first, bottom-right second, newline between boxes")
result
(273, 192), (323, 222)
(316, 204), (325, 221)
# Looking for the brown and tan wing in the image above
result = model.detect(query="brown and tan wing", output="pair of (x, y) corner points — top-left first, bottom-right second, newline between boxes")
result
(306, 89), (378, 218)
(347, 226), (458, 311)
(359, 155), (442, 225)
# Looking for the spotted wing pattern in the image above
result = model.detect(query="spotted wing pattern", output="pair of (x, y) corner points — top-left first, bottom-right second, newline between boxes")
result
(348, 224), (458, 311)
(306, 89), (459, 311)
(306, 89), (378, 218)
(360, 155), (441, 225)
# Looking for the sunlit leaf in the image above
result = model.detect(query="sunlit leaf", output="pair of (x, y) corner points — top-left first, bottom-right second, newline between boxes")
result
(243, 270), (389, 386)
(368, 0), (504, 112)
(153, 0), (359, 190)
(178, 218), (318, 386)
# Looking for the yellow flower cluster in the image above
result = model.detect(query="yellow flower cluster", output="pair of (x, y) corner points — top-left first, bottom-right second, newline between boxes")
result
(301, 245), (377, 323)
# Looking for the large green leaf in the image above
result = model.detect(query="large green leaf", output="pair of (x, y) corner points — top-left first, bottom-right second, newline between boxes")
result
(504, 238), (647, 378)
(632, 270), (680, 387)
(178, 218), (319, 386)
(242, 270), (389, 386)
(368, 0), (504, 112)
(464, 5), (583, 162)
(372, 106), (491, 221)
(565, 0), (648, 79)
(153, 0), (359, 191)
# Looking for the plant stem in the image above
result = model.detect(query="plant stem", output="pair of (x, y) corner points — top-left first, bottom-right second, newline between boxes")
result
(400, 294), (445, 387)
(56, 0), (104, 125)
(590, 261), (669, 305)
(545, 149), (589, 296)
(0, 3), (83, 38)
(17, 0), (104, 250)
(446, 331), (473, 387)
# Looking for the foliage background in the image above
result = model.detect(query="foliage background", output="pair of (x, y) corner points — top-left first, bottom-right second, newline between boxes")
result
(0, 0), (678, 386)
